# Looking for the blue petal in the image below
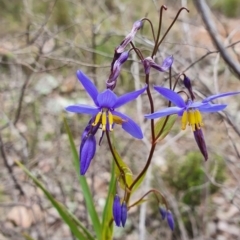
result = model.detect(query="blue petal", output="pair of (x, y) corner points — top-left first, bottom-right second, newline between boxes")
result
(66, 104), (99, 115)
(188, 101), (207, 108)
(145, 106), (182, 119)
(97, 90), (118, 108)
(198, 104), (227, 113)
(202, 91), (240, 103)
(154, 86), (186, 108)
(113, 111), (143, 139)
(113, 86), (147, 108)
(76, 70), (99, 106)
(80, 135), (96, 175)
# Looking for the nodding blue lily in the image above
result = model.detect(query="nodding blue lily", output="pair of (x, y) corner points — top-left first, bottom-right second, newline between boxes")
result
(66, 70), (147, 139)
(145, 86), (240, 160)
(145, 86), (240, 132)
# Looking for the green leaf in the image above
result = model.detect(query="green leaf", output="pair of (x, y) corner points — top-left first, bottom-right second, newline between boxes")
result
(64, 118), (101, 240)
(132, 171), (146, 193)
(16, 161), (89, 240)
(154, 115), (177, 142)
(101, 160), (116, 239)
(112, 147), (133, 189)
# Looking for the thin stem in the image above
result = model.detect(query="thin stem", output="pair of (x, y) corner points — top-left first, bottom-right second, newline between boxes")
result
(156, 7), (189, 50)
(130, 42), (144, 60)
(152, 5), (167, 57)
(129, 142), (156, 191)
(128, 189), (168, 209)
(106, 131), (129, 190)
(141, 17), (156, 42)
(169, 66), (172, 90)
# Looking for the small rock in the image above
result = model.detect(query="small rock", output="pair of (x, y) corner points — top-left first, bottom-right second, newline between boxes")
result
(207, 222), (217, 236)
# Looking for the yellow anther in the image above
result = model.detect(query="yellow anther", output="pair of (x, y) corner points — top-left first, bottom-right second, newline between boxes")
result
(92, 112), (102, 126)
(102, 112), (107, 131)
(113, 115), (126, 125)
(195, 110), (203, 128)
(181, 111), (188, 130)
(188, 110), (196, 131)
(108, 112), (114, 131)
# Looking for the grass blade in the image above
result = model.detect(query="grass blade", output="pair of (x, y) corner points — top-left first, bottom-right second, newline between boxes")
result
(64, 118), (101, 240)
(16, 161), (89, 240)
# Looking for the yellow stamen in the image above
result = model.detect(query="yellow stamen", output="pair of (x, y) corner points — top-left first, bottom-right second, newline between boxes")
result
(102, 112), (107, 131)
(108, 112), (113, 131)
(188, 110), (196, 131)
(181, 111), (188, 130)
(92, 112), (102, 126)
(195, 110), (203, 129)
(113, 115), (126, 125)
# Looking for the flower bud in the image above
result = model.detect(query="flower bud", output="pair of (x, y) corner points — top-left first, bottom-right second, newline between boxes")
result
(115, 19), (143, 54)
(167, 210), (174, 231)
(121, 202), (128, 227)
(159, 207), (167, 220)
(193, 128), (208, 161)
(183, 75), (195, 100)
(107, 51), (129, 90)
(142, 56), (173, 74)
(79, 134), (96, 175)
(113, 195), (121, 227)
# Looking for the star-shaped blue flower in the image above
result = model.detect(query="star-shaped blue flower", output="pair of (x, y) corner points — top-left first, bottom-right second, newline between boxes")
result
(145, 86), (240, 131)
(66, 70), (147, 139)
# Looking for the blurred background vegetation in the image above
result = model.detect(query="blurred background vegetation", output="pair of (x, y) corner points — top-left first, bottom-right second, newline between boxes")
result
(0, 0), (240, 239)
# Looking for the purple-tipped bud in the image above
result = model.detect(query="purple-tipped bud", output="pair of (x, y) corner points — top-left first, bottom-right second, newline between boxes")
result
(159, 207), (167, 220)
(115, 19), (143, 54)
(107, 51), (129, 90)
(132, 19), (143, 31)
(167, 210), (174, 231)
(121, 202), (128, 227)
(193, 128), (208, 161)
(142, 56), (173, 74)
(79, 134), (96, 175)
(113, 195), (121, 227)
(183, 75), (195, 100)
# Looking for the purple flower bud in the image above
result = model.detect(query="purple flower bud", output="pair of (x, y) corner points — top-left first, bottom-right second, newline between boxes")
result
(113, 195), (121, 227)
(167, 210), (174, 231)
(121, 202), (128, 227)
(115, 19), (143, 54)
(79, 134), (96, 175)
(193, 128), (208, 161)
(132, 19), (143, 31)
(107, 51), (129, 90)
(142, 56), (173, 74)
(183, 75), (195, 100)
(159, 207), (167, 220)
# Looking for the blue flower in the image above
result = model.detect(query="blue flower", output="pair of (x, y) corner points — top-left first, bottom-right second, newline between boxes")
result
(66, 70), (147, 139)
(113, 195), (121, 227)
(145, 86), (240, 132)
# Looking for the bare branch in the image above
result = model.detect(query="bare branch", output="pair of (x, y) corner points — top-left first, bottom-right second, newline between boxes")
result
(194, 0), (240, 78)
